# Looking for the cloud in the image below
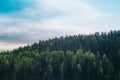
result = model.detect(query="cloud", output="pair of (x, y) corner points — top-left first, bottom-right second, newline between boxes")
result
(0, 41), (27, 51)
(0, 0), (116, 50)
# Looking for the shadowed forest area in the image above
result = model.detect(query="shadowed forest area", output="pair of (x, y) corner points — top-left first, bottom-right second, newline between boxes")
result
(0, 30), (120, 80)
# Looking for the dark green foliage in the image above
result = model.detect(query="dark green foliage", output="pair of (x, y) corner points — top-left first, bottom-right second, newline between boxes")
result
(0, 30), (120, 80)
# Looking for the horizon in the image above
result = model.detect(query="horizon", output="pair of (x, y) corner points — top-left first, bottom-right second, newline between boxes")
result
(0, 0), (120, 50)
(0, 30), (118, 51)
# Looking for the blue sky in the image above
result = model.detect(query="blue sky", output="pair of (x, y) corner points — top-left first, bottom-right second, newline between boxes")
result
(0, 0), (120, 50)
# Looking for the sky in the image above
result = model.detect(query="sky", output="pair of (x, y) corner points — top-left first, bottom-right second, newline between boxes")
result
(0, 0), (120, 51)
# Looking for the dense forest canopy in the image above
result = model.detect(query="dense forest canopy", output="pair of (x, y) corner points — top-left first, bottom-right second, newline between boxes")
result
(0, 30), (120, 80)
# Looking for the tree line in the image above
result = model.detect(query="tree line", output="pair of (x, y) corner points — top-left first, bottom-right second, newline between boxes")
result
(0, 30), (120, 80)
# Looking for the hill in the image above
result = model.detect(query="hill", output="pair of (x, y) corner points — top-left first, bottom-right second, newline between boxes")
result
(0, 30), (120, 80)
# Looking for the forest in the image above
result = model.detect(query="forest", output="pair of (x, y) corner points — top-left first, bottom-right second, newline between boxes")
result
(0, 30), (120, 80)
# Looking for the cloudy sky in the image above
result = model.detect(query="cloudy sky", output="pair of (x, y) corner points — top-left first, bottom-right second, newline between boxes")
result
(0, 0), (120, 51)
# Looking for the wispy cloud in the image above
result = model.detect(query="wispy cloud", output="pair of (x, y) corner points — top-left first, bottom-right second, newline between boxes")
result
(0, 0), (119, 50)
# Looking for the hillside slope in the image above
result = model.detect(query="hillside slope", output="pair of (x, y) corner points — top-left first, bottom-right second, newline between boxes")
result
(0, 30), (120, 80)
